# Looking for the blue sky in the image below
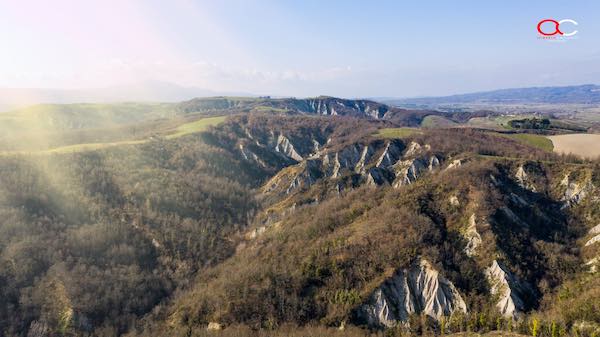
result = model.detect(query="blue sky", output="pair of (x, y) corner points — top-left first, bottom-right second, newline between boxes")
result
(1, 0), (599, 97)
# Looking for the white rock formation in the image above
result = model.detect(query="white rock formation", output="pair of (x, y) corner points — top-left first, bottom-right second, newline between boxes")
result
(243, 127), (254, 140)
(515, 165), (527, 182)
(393, 159), (427, 187)
(275, 135), (303, 161)
(449, 196), (460, 207)
(358, 260), (467, 328)
(585, 234), (600, 247)
(376, 142), (403, 168)
(445, 159), (463, 170)
(355, 145), (373, 174)
(584, 258), (598, 273)
(331, 145), (363, 177)
(263, 140), (440, 195)
(286, 160), (319, 194)
(515, 165), (537, 192)
(366, 168), (387, 186)
(404, 142), (422, 157)
(27, 320), (49, 337)
(589, 224), (600, 235)
(464, 214), (482, 257)
(393, 156), (439, 187)
(485, 260), (527, 319)
(207, 322), (223, 331)
(311, 139), (321, 154)
(239, 144), (266, 167)
(239, 144), (249, 160)
(429, 156), (441, 171)
(561, 174), (593, 206)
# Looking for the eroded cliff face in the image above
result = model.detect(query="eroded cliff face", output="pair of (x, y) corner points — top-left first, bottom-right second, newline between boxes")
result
(485, 260), (529, 319)
(224, 121), (600, 329)
(356, 260), (467, 328)
(234, 127), (327, 176)
(561, 173), (594, 207)
(463, 214), (483, 257)
(585, 225), (600, 271)
(515, 165), (538, 192)
(586, 224), (600, 248)
(275, 134), (303, 161)
(303, 97), (389, 119)
(261, 139), (442, 197)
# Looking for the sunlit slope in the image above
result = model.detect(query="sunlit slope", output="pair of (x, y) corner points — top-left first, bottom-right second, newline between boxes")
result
(165, 116), (227, 139)
(0, 102), (176, 131)
(0, 98), (247, 152)
(498, 133), (554, 152)
(0, 97), (258, 135)
(374, 127), (421, 139)
(0, 116), (226, 155)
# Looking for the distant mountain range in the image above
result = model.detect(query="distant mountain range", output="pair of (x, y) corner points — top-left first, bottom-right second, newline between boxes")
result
(3, 83), (600, 113)
(385, 84), (600, 106)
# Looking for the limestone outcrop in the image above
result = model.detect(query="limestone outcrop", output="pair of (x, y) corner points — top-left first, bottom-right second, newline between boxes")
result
(586, 224), (600, 247)
(262, 139), (442, 196)
(561, 174), (593, 206)
(585, 234), (600, 247)
(357, 260), (467, 328)
(275, 134), (303, 161)
(464, 214), (482, 257)
(485, 260), (528, 319)
(515, 165), (537, 192)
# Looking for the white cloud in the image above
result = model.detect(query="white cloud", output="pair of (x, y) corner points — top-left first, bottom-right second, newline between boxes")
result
(69, 59), (356, 96)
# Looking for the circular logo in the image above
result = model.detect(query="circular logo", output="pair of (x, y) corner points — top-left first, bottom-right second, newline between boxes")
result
(537, 19), (578, 37)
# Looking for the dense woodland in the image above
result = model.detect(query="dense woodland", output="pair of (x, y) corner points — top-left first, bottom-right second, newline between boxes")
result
(0, 129), (266, 336)
(0, 111), (599, 337)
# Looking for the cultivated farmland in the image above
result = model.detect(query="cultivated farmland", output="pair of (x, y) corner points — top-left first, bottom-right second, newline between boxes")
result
(548, 133), (600, 158)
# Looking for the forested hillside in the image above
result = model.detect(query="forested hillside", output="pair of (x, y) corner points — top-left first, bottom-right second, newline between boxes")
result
(0, 128), (264, 336)
(131, 123), (600, 337)
(0, 99), (599, 337)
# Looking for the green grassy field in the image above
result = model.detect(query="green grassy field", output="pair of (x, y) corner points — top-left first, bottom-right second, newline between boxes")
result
(498, 133), (554, 152)
(420, 115), (458, 128)
(165, 116), (227, 139)
(375, 127), (421, 139)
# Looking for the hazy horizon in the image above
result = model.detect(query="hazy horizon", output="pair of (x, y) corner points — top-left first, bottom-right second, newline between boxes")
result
(1, 80), (600, 99)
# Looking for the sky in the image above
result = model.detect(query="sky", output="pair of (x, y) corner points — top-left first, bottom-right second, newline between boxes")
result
(1, 0), (599, 98)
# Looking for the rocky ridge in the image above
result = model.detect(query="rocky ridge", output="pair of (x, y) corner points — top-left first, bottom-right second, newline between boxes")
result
(259, 138), (442, 197)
